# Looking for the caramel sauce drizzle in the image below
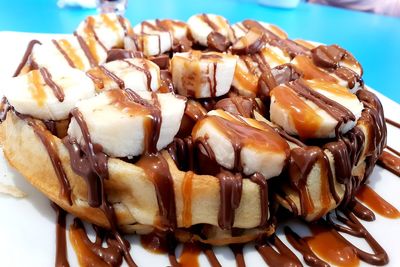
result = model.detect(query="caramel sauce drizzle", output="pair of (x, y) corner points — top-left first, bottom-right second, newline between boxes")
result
(234, 62), (259, 94)
(294, 55), (338, 83)
(64, 109), (137, 267)
(80, 16), (107, 64)
(69, 218), (124, 267)
(182, 171), (194, 227)
(74, 33), (98, 67)
(9, 13), (393, 267)
(304, 79), (357, 99)
(305, 222), (360, 267)
(28, 69), (47, 107)
(271, 85), (323, 138)
(57, 39), (85, 70)
(52, 39), (76, 69)
(356, 185), (400, 219)
(200, 14), (220, 32)
(101, 14), (119, 34)
(179, 242), (202, 267)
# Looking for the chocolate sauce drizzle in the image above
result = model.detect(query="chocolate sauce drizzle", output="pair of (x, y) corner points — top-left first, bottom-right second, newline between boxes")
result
(99, 65), (125, 89)
(69, 218), (124, 267)
(52, 203), (70, 267)
(123, 59), (152, 90)
(18, 115), (72, 204)
(52, 40), (75, 69)
(39, 68), (65, 102)
(0, 97), (10, 122)
(7, 15), (397, 267)
(289, 80), (356, 136)
(13, 39), (41, 77)
(74, 33), (98, 67)
(63, 108), (137, 267)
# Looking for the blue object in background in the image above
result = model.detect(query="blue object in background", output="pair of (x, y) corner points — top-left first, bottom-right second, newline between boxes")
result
(0, 0), (399, 103)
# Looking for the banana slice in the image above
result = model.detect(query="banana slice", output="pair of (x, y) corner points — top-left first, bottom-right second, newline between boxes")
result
(3, 68), (95, 120)
(171, 51), (237, 98)
(132, 21), (173, 56)
(187, 14), (233, 47)
(191, 109), (290, 178)
(269, 80), (363, 139)
(75, 13), (132, 50)
(133, 19), (191, 55)
(291, 54), (363, 92)
(232, 45), (291, 97)
(68, 89), (186, 157)
(231, 20), (288, 41)
(86, 58), (161, 92)
(31, 37), (93, 72)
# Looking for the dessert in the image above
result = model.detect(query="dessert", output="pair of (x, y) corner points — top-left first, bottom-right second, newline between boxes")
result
(0, 12), (399, 267)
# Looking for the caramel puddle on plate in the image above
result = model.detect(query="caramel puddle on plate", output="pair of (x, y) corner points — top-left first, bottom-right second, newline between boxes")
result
(356, 185), (400, 219)
(179, 242), (202, 267)
(305, 223), (360, 267)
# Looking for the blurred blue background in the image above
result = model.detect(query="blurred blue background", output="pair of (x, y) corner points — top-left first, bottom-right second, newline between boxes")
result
(0, 0), (399, 102)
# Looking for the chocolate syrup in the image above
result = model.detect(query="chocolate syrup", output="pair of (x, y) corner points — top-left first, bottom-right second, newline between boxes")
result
(52, 203), (70, 267)
(13, 39), (41, 77)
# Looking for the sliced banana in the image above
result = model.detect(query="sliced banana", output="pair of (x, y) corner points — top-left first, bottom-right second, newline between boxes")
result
(292, 52), (363, 93)
(68, 90), (186, 157)
(133, 19), (189, 56)
(132, 22), (173, 56)
(75, 13), (132, 50)
(231, 20), (288, 41)
(192, 109), (290, 178)
(171, 51), (237, 98)
(3, 68), (95, 120)
(232, 45), (291, 97)
(187, 14), (233, 47)
(269, 80), (363, 139)
(31, 37), (93, 72)
(86, 58), (161, 92)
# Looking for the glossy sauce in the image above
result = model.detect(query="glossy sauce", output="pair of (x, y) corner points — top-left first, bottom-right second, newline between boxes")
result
(69, 218), (123, 267)
(101, 14), (119, 33)
(58, 39), (85, 70)
(83, 16), (101, 63)
(140, 232), (169, 254)
(40, 68), (65, 102)
(356, 185), (400, 219)
(256, 234), (303, 267)
(271, 85), (322, 138)
(233, 62), (259, 94)
(179, 242), (202, 267)
(261, 46), (288, 66)
(305, 79), (357, 99)
(52, 203), (70, 267)
(378, 150), (400, 177)
(305, 222), (360, 267)
(13, 39), (42, 76)
(181, 171), (194, 227)
(28, 69), (47, 107)
(294, 55), (337, 83)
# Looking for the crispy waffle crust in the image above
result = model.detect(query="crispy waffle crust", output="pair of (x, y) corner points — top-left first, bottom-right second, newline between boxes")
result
(0, 111), (274, 244)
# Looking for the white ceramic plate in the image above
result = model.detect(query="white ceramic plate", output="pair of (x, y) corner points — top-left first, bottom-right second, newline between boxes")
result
(0, 32), (399, 267)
